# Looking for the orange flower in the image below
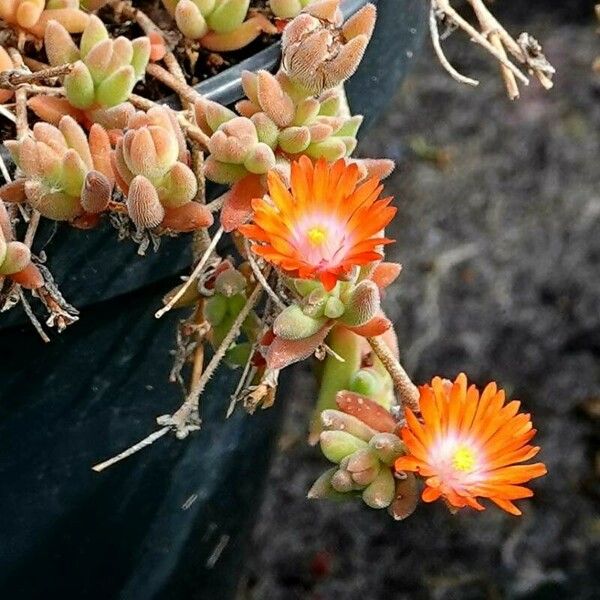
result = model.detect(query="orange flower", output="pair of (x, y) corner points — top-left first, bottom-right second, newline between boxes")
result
(394, 374), (547, 515)
(238, 156), (396, 291)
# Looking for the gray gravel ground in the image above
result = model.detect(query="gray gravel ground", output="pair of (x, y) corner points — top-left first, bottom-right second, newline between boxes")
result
(245, 8), (600, 600)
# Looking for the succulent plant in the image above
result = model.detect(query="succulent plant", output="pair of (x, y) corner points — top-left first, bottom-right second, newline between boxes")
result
(281, 0), (376, 95)
(112, 106), (213, 232)
(162, 0), (277, 51)
(28, 16), (150, 128)
(309, 390), (419, 519)
(0, 0), (90, 38)
(3, 115), (114, 223)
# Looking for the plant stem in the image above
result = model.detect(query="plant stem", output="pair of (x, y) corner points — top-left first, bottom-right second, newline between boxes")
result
(367, 336), (420, 412)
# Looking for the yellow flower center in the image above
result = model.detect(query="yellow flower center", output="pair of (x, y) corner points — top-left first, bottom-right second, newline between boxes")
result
(307, 226), (327, 246)
(452, 446), (476, 472)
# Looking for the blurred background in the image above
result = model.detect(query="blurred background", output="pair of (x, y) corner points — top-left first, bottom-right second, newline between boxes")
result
(244, 2), (600, 599)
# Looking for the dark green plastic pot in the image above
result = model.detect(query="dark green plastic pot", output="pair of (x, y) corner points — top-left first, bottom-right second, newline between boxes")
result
(0, 2), (427, 598)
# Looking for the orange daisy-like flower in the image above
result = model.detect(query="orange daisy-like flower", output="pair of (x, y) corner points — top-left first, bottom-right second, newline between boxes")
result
(394, 373), (547, 515)
(238, 156), (396, 291)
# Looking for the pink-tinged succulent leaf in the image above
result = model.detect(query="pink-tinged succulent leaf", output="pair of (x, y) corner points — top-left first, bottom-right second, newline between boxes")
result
(335, 115), (362, 137)
(207, 0), (249, 33)
(126, 175), (165, 230)
(305, 137), (346, 161)
(318, 91), (341, 117)
(320, 409), (378, 443)
(362, 467), (395, 509)
(354, 157), (395, 181)
(131, 37), (151, 78)
(320, 430), (368, 464)
(308, 122), (333, 143)
(241, 71), (259, 104)
(160, 202), (214, 232)
(368, 432), (405, 465)
(84, 40), (112, 83)
(112, 139), (135, 193)
(243, 142), (276, 174)
(28, 8), (90, 38)
(220, 173), (264, 232)
(0, 241), (31, 276)
(342, 3), (376, 40)
(158, 162), (198, 208)
(0, 179), (26, 204)
(27, 95), (85, 126)
(59, 115), (93, 169)
(80, 14), (109, 58)
(201, 15), (277, 52)
(64, 61), (95, 109)
(0, 202), (12, 244)
(24, 181), (82, 221)
(278, 126), (311, 154)
(60, 149), (87, 197)
(148, 31), (167, 62)
(273, 304), (328, 340)
(87, 103), (135, 131)
(257, 70), (294, 128)
(175, 0), (208, 39)
(88, 124), (114, 183)
(346, 314), (392, 337)
(81, 170), (112, 213)
(388, 473), (418, 521)
(323, 34), (368, 89)
(235, 99), (260, 118)
(294, 97), (320, 125)
(269, 0), (303, 19)
(204, 156), (249, 184)
(0, 47), (14, 104)
(305, 0), (340, 22)
(251, 113), (279, 148)
(266, 323), (332, 369)
(16, 0), (44, 29)
(338, 280), (381, 328)
(96, 65), (136, 107)
(10, 262), (44, 289)
(370, 262), (402, 290)
(44, 19), (80, 66)
(336, 390), (397, 433)
(195, 98), (236, 133)
(32, 122), (67, 154)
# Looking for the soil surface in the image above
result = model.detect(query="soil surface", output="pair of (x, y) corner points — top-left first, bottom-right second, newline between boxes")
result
(246, 6), (600, 600)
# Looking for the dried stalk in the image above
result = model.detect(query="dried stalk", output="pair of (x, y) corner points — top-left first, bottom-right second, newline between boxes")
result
(0, 63), (73, 89)
(430, 0), (554, 98)
(244, 238), (286, 310)
(156, 226), (224, 318)
(146, 63), (201, 105)
(93, 282), (265, 470)
(367, 336), (419, 412)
